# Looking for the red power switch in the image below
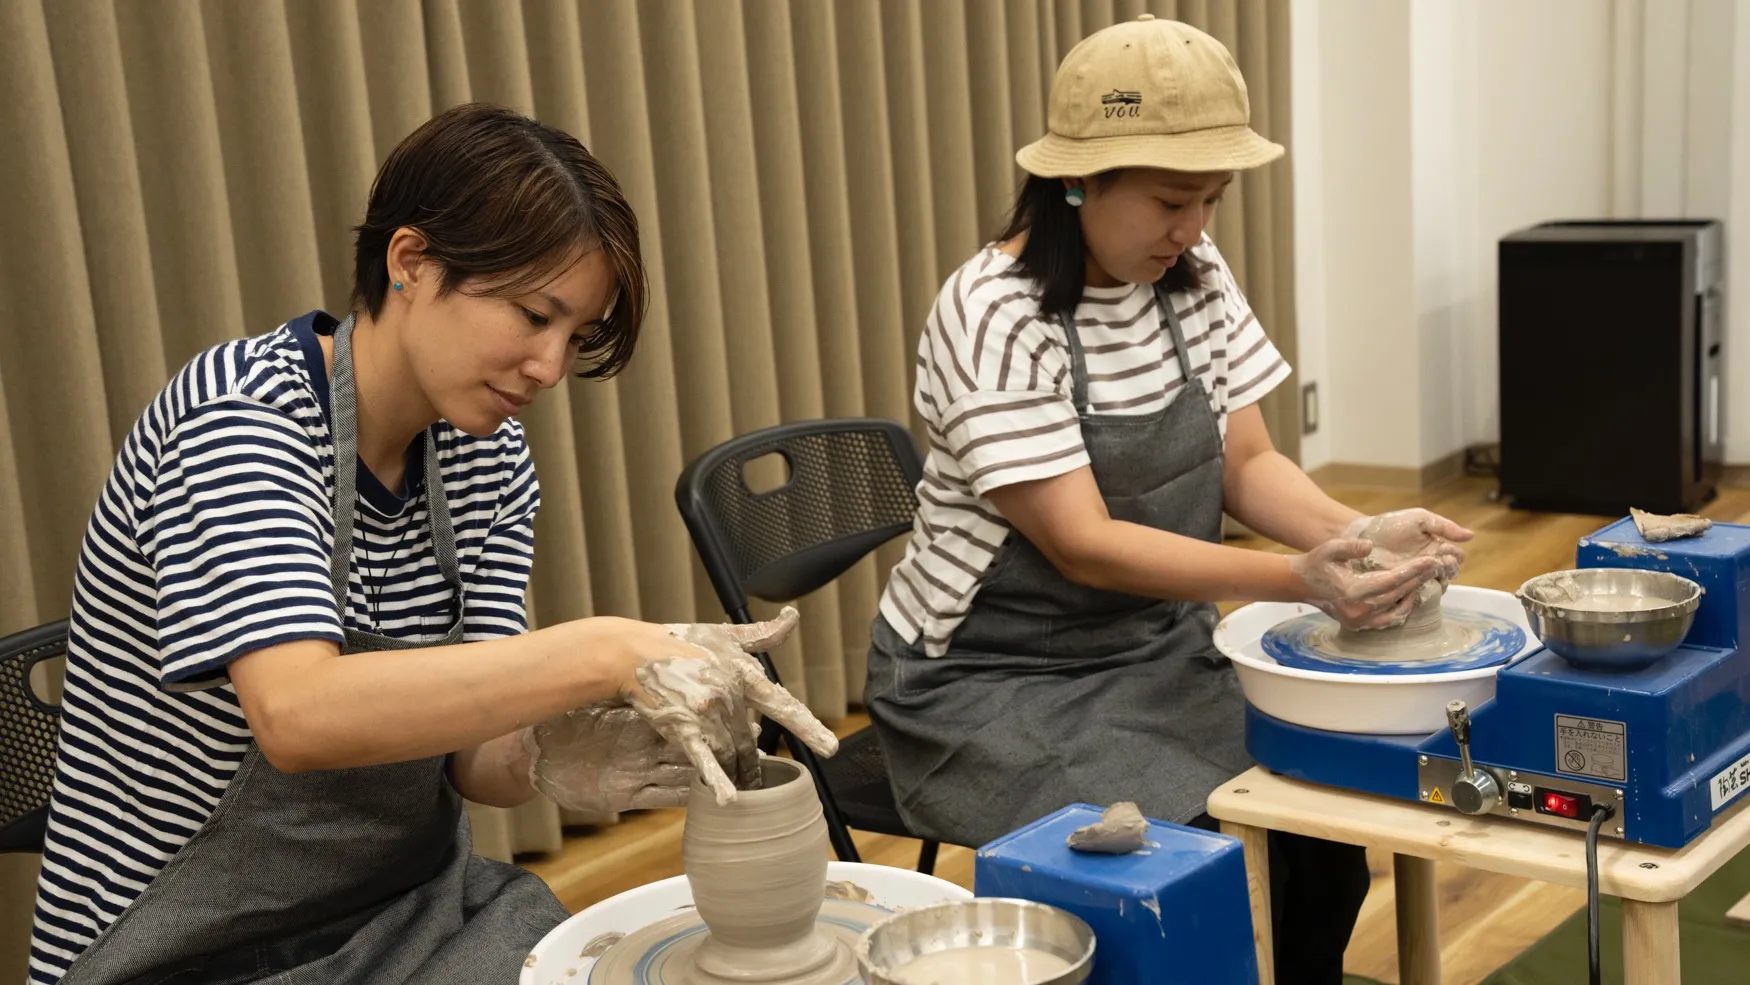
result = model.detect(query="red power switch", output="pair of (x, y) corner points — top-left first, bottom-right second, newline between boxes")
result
(1543, 793), (1579, 817)
(1535, 789), (1592, 819)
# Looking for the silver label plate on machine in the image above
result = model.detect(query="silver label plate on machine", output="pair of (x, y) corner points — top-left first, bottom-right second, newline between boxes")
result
(1554, 715), (1626, 781)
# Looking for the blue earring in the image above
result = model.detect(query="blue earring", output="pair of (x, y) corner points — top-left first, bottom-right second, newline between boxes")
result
(1064, 186), (1085, 207)
(393, 281), (403, 291)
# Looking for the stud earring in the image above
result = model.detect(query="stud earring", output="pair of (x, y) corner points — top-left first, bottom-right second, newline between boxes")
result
(393, 281), (403, 291)
(1064, 186), (1085, 207)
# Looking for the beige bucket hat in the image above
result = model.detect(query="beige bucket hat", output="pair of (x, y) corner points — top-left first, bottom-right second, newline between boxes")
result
(1015, 14), (1284, 177)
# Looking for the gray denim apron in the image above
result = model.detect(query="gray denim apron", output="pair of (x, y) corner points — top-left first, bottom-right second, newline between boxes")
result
(867, 282), (1253, 848)
(58, 314), (569, 985)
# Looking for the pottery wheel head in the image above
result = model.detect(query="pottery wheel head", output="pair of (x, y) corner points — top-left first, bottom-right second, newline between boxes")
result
(588, 899), (885, 985)
(1259, 607), (1527, 676)
(1316, 617), (1481, 662)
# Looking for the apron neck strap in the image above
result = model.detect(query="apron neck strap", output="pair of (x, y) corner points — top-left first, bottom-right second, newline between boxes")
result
(1061, 281), (1198, 415)
(1155, 282), (1197, 384)
(327, 314), (463, 617)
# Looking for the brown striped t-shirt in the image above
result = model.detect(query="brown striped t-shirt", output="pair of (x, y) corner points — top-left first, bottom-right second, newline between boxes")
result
(879, 235), (1291, 656)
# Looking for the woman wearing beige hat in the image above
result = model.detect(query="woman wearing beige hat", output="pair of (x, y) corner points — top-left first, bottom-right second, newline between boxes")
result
(866, 16), (1469, 983)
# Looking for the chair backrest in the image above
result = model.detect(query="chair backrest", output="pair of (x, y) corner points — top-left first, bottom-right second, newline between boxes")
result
(674, 418), (924, 616)
(1, 619), (67, 853)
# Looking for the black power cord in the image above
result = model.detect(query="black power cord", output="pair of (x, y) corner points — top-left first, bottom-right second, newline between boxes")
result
(1586, 803), (1615, 985)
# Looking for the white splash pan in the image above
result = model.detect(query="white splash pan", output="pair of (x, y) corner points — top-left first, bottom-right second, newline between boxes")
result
(520, 860), (971, 985)
(1212, 585), (1542, 735)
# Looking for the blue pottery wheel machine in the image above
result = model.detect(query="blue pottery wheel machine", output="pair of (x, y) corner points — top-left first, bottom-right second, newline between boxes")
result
(530, 518), (1750, 985)
(1234, 517), (1750, 850)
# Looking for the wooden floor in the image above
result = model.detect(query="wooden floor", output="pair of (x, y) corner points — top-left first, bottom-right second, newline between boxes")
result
(519, 476), (1750, 985)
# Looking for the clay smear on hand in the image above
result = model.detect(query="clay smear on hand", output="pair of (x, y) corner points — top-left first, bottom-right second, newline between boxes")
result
(1349, 539), (1451, 632)
(525, 703), (699, 815)
(1315, 512), (1473, 660)
(1066, 801), (1148, 854)
(635, 606), (839, 805)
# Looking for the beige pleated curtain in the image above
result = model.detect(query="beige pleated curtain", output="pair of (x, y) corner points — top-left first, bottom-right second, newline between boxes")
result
(0, 0), (1294, 971)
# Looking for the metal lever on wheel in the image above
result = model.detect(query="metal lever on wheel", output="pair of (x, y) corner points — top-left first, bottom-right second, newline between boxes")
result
(1445, 699), (1501, 815)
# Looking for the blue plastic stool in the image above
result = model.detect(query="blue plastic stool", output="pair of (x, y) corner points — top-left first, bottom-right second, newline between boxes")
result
(974, 803), (1259, 985)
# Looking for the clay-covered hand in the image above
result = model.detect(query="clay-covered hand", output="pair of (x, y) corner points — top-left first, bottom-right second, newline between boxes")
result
(1342, 508), (1473, 580)
(632, 606), (839, 806)
(522, 705), (700, 815)
(1289, 538), (1445, 630)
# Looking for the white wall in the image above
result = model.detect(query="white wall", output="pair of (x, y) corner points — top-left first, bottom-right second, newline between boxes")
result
(1733, 4), (1750, 465)
(1466, 0), (1614, 447)
(1409, 0), (1476, 466)
(1313, 0), (1417, 470)
(1292, 0), (1743, 471)
(1288, 0), (1331, 469)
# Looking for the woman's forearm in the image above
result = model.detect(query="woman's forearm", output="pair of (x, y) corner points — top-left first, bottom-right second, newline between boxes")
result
(1222, 449), (1363, 551)
(450, 730), (536, 808)
(231, 617), (635, 774)
(1065, 519), (1306, 603)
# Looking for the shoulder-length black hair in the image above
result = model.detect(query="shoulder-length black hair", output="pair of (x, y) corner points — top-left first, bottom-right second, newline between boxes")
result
(994, 172), (1202, 326)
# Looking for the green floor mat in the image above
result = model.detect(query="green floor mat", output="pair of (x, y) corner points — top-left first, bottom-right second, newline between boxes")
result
(1340, 844), (1750, 985)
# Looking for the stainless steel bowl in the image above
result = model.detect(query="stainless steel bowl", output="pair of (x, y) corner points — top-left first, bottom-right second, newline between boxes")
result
(1515, 568), (1702, 671)
(855, 898), (1095, 985)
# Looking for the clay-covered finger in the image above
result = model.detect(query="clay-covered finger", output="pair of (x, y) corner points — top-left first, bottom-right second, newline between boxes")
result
(735, 722), (760, 789)
(678, 731), (739, 805)
(717, 605), (801, 653)
(649, 726), (697, 765)
(1425, 513), (1474, 542)
(1333, 584), (1418, 631)
(1371, 564), (1437, 607)
(1351, 589), (1417, 628)
(1360, 587), (1422, 629)
(717, 695), (761, 788)
(739, 672), (839, 757)
(627, 780), (695, 811)
(689, 699), (748, 787)
(639, 762), (697, 789)
(1319, 538), (1375, 563)
(1353, 556), (1440, 600)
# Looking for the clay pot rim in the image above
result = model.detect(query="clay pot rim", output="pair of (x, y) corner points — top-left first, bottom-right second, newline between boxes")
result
(690, 756), (810, 804)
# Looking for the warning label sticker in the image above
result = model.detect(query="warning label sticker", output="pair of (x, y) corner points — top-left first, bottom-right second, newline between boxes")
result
(1428, 788), (1446, 805)
(1555, 716), (1626, 781)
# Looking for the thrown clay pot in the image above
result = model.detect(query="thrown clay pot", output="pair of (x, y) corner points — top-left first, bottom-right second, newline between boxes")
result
(586, 757), (881, 984)
(682, 757), (854, 983)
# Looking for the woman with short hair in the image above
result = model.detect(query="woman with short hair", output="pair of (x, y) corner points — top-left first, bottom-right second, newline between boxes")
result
(32, 102), (830, 985)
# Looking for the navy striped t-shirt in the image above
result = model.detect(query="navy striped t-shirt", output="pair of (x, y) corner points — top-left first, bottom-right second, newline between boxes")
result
(28, 311), (542, 982)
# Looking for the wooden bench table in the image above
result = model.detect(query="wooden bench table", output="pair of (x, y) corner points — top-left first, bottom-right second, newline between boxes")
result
(1208, 767), (1750, 985)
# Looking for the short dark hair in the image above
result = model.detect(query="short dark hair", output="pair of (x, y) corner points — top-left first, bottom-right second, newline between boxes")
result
(994, 172), (1202, 326)
(350, 102), (648, 379)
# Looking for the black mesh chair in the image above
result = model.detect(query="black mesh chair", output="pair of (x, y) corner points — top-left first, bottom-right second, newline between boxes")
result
(675, 417), (941, 873)
(1, 619), (67, 853)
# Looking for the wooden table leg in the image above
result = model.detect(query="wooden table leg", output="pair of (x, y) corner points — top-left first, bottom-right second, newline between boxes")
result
(1622, 899), (1680, 985)
(1393, 854), (1442, 985)
(1221, 821), (1275, 985)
